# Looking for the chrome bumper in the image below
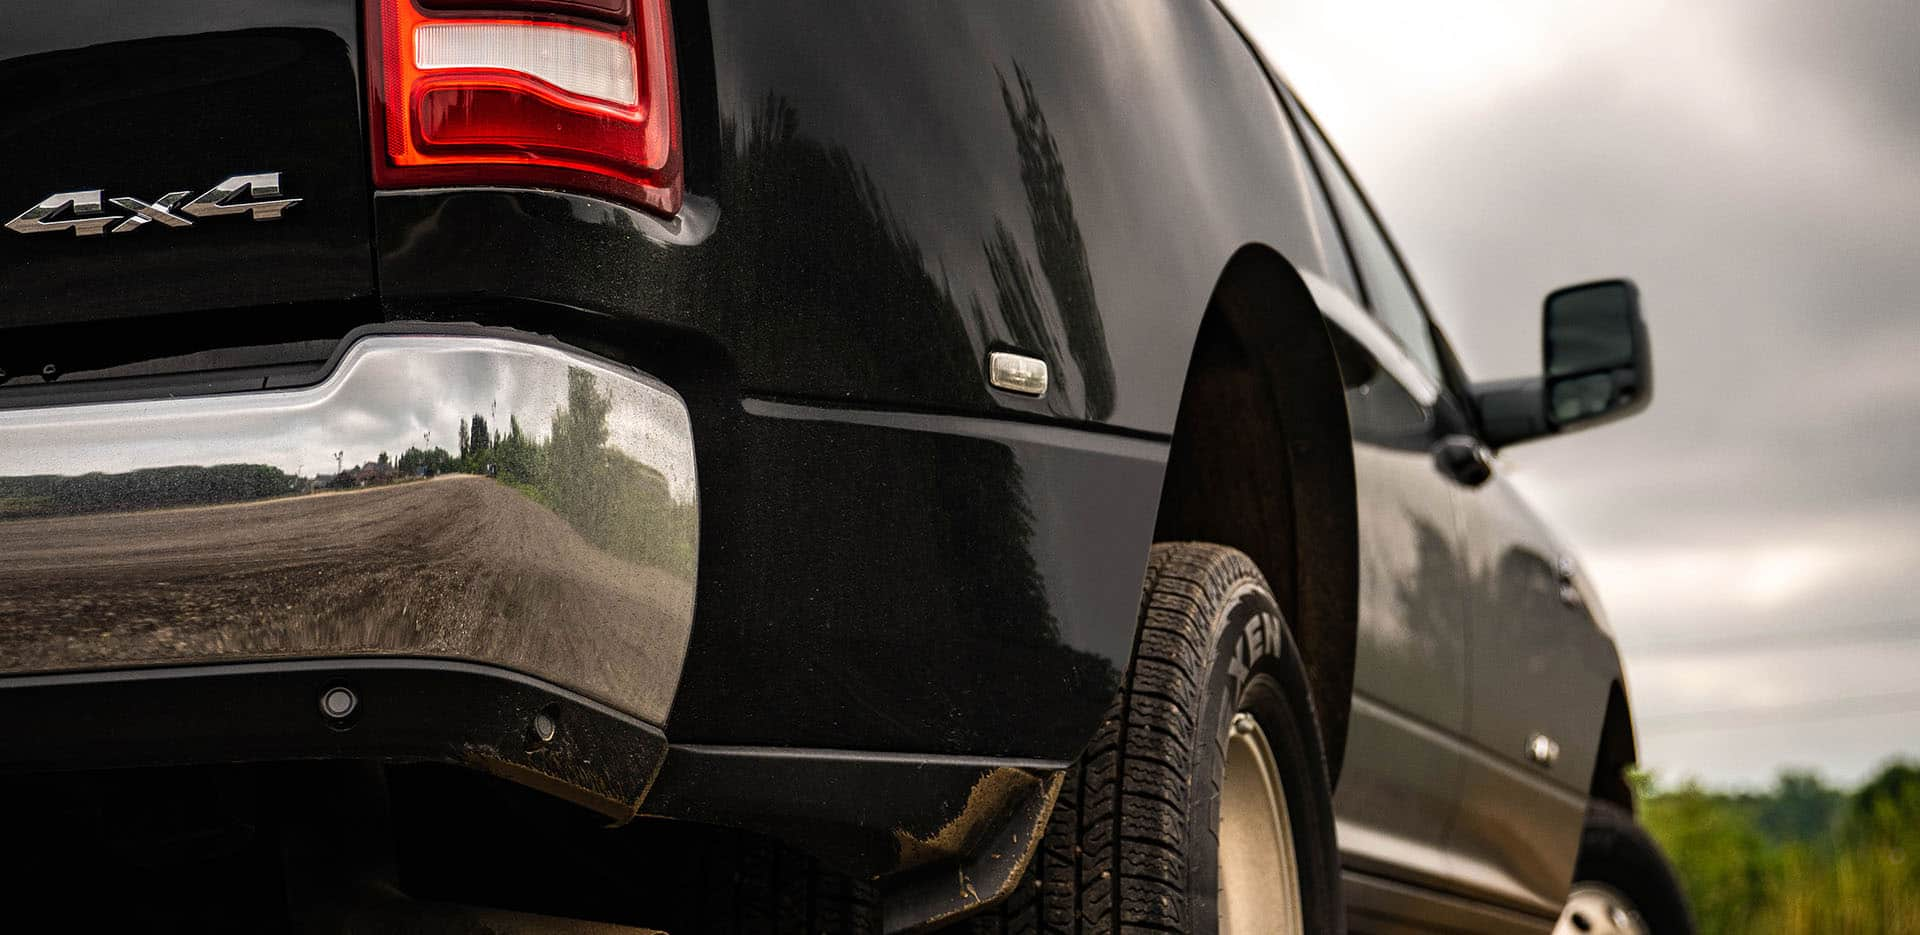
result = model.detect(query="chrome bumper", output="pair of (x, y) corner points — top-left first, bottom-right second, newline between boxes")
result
(0, 333), (697, 726)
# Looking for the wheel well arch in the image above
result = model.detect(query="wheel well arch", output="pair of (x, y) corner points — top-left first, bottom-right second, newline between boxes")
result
(1152, 243), (1361, 784)
(1590, 680), (1640, 812)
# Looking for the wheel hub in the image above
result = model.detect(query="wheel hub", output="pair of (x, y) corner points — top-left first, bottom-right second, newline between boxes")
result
(1217, 711), (1305, 935)
(1555, 882), (1649, 935)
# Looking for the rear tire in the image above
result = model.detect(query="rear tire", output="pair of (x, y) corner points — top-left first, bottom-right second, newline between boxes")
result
(968, 542), (1344, 934)
(1554, 801), (1693, 935)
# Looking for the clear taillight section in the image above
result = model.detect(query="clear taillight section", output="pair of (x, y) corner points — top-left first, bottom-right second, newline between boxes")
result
(414, 23), (641, 105)
(369, 0), (680, 215)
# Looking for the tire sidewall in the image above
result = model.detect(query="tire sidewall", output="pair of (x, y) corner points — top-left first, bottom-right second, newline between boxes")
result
(1184, 579), (1344, 933)
(1573, 801), (1695, 935)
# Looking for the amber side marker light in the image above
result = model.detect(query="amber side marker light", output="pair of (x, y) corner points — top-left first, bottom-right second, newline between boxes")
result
(369, 0), (681, 215)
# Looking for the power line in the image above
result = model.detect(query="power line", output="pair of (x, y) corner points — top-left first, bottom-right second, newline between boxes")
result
(1626, 618), (1920, 657)
(1639, 689), (1920, 735)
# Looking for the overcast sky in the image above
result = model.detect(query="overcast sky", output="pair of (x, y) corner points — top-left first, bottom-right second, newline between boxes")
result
(1227, 0), (1920, 787)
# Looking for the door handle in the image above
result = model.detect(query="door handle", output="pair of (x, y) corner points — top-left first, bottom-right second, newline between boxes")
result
(1526, 733), (1561, 768)
(1433, 435), (1493, 487)
(1555, 555), (1584, 608)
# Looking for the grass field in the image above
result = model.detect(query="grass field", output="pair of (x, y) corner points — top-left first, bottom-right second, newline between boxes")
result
(1639, 761), (1920, 934)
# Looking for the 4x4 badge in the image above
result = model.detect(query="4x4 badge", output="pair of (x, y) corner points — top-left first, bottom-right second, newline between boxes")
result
(5, 172), (300, 237)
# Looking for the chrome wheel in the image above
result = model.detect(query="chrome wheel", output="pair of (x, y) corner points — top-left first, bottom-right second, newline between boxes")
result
(1556, 882), (1650, 935)
(1218, 711), (1305, 935)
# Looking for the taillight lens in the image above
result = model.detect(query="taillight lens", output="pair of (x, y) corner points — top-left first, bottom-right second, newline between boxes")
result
(370, 0), (681, 215)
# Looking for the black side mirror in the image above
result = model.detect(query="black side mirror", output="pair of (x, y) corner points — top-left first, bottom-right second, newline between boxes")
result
(1473, 279), (1652, 448)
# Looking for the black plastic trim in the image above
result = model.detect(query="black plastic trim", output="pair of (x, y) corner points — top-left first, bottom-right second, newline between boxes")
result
(644, 742), (1065, 875)
(0, 658), (669, 821)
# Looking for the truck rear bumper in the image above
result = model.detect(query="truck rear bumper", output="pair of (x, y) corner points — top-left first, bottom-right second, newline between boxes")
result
(0, 330), (698, 730)
(2, 658), (670, 820)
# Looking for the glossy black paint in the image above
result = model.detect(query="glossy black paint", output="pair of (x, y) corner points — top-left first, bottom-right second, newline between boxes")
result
(0, 0), (1644, 924)
(6, 0), (1363, 772)
(694, 400), (1167, 754)
(0, 4), (374, 371)
(381, 1), (1344, 430)
(372, 0), (1357, 761)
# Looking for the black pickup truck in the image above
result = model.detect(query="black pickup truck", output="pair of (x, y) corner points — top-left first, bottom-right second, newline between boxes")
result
(0, 2), (1688, 933)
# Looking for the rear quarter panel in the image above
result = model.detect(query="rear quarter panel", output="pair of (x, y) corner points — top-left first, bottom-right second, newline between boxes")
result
(687, 0), (1344, 431)
(644, 0), (1357, 754)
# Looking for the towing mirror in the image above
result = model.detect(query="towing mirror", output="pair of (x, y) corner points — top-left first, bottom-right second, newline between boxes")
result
(1473, 279), (1652, 448)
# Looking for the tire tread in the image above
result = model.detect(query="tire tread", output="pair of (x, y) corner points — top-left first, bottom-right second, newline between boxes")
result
(970, 543), (1273, 934)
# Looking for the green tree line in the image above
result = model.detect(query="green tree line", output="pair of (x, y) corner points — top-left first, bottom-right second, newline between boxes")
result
(1640, 760), (1920, 934)
(0, 463), (297, 518)
(0, 368), (693, 575)
(446, 368), (696, 571)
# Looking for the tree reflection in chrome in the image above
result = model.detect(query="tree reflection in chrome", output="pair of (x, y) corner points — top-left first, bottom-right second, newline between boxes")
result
(0, 365), (695, 571)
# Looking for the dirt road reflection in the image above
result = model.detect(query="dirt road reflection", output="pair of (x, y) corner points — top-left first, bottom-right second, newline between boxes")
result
(0, 474), (692, 722)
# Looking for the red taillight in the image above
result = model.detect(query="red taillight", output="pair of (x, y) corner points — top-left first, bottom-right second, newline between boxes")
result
(370, 0), (681, 215)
